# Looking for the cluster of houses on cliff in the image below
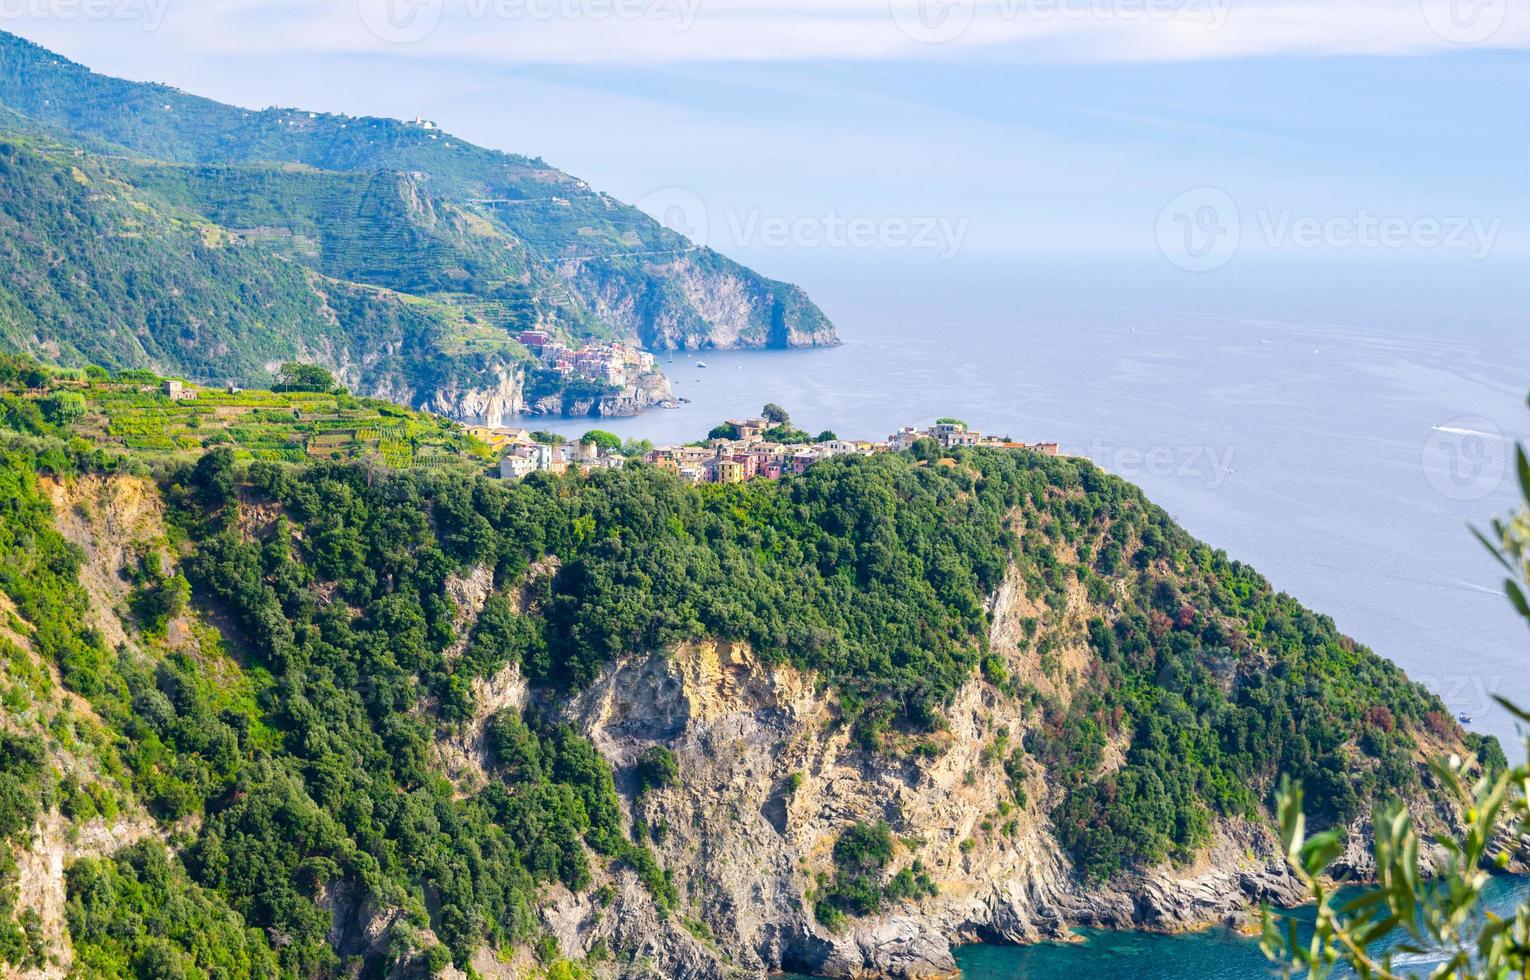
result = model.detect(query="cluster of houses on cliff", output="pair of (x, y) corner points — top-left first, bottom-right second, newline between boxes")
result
(479, 417), (1060, 485)
(644, 417), (1059, 485)
(466, 425), (629, 480)
(516, 330), (657, 388)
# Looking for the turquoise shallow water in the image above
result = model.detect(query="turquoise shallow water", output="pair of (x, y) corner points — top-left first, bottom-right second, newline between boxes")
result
(952, 927), (1273, 980)
(782, 876), (1529, 979)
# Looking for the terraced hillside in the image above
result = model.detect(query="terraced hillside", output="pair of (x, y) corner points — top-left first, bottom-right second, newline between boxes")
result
(0, 357), (488, 472)
(123, 162), (603, 341)
(0, 133), (464, 389)
(0, 29), (838, 358)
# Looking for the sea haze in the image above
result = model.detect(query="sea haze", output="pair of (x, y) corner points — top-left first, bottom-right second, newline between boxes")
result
(527, 255), (1530, 749)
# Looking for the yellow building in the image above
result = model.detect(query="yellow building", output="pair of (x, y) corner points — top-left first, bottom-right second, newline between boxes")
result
(467, 426), (506, 449)
(713, 459), (745, 484)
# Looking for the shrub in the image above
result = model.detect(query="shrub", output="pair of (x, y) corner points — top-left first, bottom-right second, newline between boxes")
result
(634, 746), (679, 794)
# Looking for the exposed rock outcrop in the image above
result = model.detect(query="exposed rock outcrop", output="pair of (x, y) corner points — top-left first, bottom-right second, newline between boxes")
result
(424, 363), (527, 427)
(569, 254), (838, 352)
(516, 632), (1307, 979)
(422, 360), (676, 424)
(10, 813), (159, 980)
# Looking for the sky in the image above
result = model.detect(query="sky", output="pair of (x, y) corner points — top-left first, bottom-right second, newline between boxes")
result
(3, 0), (1528, 315)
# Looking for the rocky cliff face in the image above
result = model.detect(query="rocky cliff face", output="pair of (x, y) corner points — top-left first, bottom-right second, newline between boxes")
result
(571, 254), (839, 352)
(421, 361), (677, 425)
(522, 370), (678, 420)
(422, 363), (528, 427)
(470, 556), (1486, 979)
(526, 633), (1303, 979)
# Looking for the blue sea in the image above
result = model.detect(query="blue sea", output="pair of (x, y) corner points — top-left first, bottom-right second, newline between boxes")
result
(776, 877), (1530, 979)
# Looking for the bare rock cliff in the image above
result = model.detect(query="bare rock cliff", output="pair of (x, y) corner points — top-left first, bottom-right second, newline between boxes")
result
(525, 622), (1309, 979)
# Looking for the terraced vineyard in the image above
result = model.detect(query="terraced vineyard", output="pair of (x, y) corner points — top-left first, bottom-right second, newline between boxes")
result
(65, 380), (489, 469)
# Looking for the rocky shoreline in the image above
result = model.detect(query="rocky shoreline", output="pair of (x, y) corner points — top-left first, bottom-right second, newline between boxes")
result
(528, 639), (1310, 980)
(417, 555), (1501, 980)
(420, 361), (678, 426)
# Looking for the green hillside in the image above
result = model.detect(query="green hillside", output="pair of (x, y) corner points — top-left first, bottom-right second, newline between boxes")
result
(120, 162), (605, 341)
(0, 356), (1500, 975)
(0, 133), (454, 385)
(0, 29), (837, 356)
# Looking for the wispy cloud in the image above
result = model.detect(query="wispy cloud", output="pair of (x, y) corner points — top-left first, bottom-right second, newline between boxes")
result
(60, 0), (1530, 66)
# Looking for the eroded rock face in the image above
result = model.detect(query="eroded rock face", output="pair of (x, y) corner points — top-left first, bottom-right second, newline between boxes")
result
(526, 636), (1308, 979)
(424, 361), (676, 423)
(569, 256), (839, 353)
(425, 363), (526, 426)
(11, 812), (159, 980)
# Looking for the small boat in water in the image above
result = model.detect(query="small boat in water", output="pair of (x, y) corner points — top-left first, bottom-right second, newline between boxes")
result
(696, 361), (708, 368)
(1458, 713), (1472, 724)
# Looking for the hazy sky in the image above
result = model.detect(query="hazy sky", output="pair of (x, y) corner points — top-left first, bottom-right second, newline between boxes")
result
(5, 1), (1528, 312)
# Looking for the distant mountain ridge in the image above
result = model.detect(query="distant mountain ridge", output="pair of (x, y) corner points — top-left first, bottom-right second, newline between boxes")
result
(0, 30), (836, 415)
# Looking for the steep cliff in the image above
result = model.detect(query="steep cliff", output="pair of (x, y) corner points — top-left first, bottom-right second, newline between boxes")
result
(424, 362), (676, 425)
(527, 586), (1468, 977)
(0, 437), (1501, 980)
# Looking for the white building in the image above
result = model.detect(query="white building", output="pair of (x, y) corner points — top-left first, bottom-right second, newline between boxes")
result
(500, 455), (538, 480)
(888, 427), (924, 451)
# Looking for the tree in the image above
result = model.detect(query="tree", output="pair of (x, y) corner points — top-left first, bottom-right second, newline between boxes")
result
(41, 392), (86, 425)
(1264, 410), (1530, 978)
(275, 362), (336, 393)
(20, 364), (49, 390)
(580, 430), (622, 453)
(762, 403), (790, 425)
(192, 448), (236, 505)
(634, 747), (679, 794)
(707, 423), (740, 442)
(815, 431), (837, 443)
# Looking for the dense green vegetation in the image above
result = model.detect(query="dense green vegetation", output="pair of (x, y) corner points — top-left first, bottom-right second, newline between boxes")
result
(0, 356), (1495, 970)
(812, 822), (937, 930)
(0, 354), (485, 469)
(179, 436), (1477, 890)
(0, 436), (678, 975)
(0, 28), (835, 381)
(67, 843), (282, 979)
(0, 733), (46, 968)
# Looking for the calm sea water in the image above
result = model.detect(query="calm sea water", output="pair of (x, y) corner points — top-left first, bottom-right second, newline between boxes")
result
(775, 876), (1530, 980)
